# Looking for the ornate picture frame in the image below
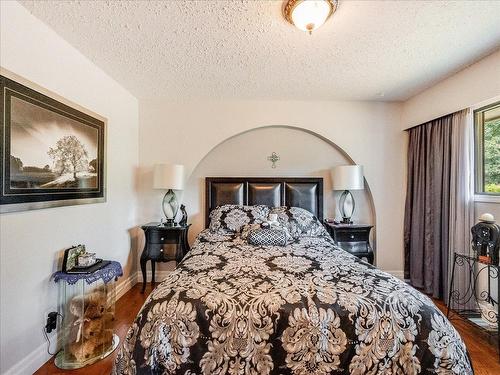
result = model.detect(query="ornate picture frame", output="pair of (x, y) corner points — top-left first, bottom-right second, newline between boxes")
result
(0, 70), (106, 213)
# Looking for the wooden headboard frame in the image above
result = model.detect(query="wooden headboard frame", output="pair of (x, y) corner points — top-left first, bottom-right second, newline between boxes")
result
(205, 177), (323, 228)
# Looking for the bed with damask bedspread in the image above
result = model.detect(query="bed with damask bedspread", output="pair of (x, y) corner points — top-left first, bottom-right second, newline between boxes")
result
(113, 204), (472, 375)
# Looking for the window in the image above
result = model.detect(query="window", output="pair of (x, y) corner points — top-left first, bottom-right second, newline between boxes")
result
(475, 101), (500, 195)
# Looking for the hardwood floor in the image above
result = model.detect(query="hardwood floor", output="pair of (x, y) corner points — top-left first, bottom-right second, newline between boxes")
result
(35, 284), (500, 374)
(433, 299), (500, 375)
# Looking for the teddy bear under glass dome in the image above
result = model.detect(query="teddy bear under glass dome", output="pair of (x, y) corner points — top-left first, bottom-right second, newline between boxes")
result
(53, 261), (122, 369)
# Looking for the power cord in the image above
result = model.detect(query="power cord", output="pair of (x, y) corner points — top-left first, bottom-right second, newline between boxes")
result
(43, 312), (64, 356)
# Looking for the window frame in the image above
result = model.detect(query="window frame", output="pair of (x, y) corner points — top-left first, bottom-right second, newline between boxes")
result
(474, 100), (500, 199)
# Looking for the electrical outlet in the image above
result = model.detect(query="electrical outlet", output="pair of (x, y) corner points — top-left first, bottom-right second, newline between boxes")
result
(45, 311), (58, 333)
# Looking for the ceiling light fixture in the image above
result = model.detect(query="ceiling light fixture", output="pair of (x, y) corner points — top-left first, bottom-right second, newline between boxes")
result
(283, 0), (338, 34)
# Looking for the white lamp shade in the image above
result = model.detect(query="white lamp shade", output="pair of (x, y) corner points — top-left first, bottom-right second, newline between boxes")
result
(331, 165), (364, 191)
(153, 164), (184, 190)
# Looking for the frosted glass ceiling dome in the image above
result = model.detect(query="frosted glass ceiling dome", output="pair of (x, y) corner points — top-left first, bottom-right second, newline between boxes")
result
(284, 0), (338, 34)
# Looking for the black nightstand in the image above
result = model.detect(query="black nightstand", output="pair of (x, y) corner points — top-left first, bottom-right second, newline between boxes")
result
(140, 223), (191, 292)
(324, 222), (374, 264)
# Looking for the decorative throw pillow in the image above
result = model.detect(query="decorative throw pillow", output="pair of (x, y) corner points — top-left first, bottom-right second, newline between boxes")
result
(247, 228), (288, 247)
(268, 206), (328, 239)
(241, 223), (262, 240)
(209, 205), (270, 234)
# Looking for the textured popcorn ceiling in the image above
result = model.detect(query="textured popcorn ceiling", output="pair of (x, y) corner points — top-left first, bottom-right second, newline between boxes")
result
(20, 0), (500, 101)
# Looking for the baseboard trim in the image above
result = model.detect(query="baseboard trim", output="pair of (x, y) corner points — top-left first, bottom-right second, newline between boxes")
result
(386, 270), (405, 280)
(115, 271), (138, 300)
(116, 270), (174, 299)
(141, 270), (172, 282)
(3, 339), (53, 375)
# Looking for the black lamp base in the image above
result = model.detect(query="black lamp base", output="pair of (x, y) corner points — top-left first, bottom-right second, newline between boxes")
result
(340, 218), (353, 224)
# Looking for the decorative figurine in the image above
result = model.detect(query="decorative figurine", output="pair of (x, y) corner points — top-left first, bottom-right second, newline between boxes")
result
(479, 212), (496, 224)
(471, 213), (500, 265)
(179, 204), (188, 226)
(77, 252), (97, 267)
(267, 213), (280, 228)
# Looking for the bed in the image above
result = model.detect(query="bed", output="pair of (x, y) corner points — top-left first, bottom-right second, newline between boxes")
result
(113, 177), (472, 375)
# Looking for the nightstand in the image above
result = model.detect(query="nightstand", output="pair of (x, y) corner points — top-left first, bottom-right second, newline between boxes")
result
(323, 222), (374, 264)
(140, 223), (191, 293)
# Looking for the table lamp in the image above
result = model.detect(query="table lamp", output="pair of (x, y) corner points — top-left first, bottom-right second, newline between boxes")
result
(153, 163), (184, 226)
(331, 165), (364, 224)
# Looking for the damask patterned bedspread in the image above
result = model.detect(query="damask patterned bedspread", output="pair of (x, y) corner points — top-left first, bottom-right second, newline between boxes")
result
(113, 230), (472, 375)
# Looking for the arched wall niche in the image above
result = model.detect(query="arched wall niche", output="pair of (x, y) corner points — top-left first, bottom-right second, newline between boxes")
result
(139, 101), (405, 275)
(180, 125), (377, 250)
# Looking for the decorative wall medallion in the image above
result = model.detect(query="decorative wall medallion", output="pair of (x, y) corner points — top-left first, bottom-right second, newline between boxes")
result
(267, 152), (280, 168)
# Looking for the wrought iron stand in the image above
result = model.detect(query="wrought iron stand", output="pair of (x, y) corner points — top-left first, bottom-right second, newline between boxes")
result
(447, 252), (499, 358)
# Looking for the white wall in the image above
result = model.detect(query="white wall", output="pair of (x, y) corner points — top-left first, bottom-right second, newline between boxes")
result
(402, 49), (500, 129)
(0, 2), (139, 374)
(10, 3), (500, 374)
(183, 126), (376, 243)
(402, 47), (500, 253)
(138, 100), (406, 275)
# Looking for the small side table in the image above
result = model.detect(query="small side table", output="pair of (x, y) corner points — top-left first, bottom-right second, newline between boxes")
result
(140, 223), (191, 293)
(447, 253), (500, 359)
(52, 261), (123, 369)
(324, 222), (374, 264)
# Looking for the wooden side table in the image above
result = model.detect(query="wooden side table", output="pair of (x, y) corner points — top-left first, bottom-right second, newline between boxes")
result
(324, 222), (374, 264)
(140, 223), (191, 292)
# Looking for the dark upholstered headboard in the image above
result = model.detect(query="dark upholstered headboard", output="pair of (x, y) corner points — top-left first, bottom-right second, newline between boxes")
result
(205, 177), (323, 227)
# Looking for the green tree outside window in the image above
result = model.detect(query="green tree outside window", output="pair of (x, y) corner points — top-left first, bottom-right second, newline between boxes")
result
(476, 103), (500, 194)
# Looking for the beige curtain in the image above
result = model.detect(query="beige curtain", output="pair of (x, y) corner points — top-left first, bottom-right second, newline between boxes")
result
(448, 109), (474, 307)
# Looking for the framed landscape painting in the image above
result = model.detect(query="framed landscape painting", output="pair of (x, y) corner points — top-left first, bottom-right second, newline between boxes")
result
(0, 72), (106, 213)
